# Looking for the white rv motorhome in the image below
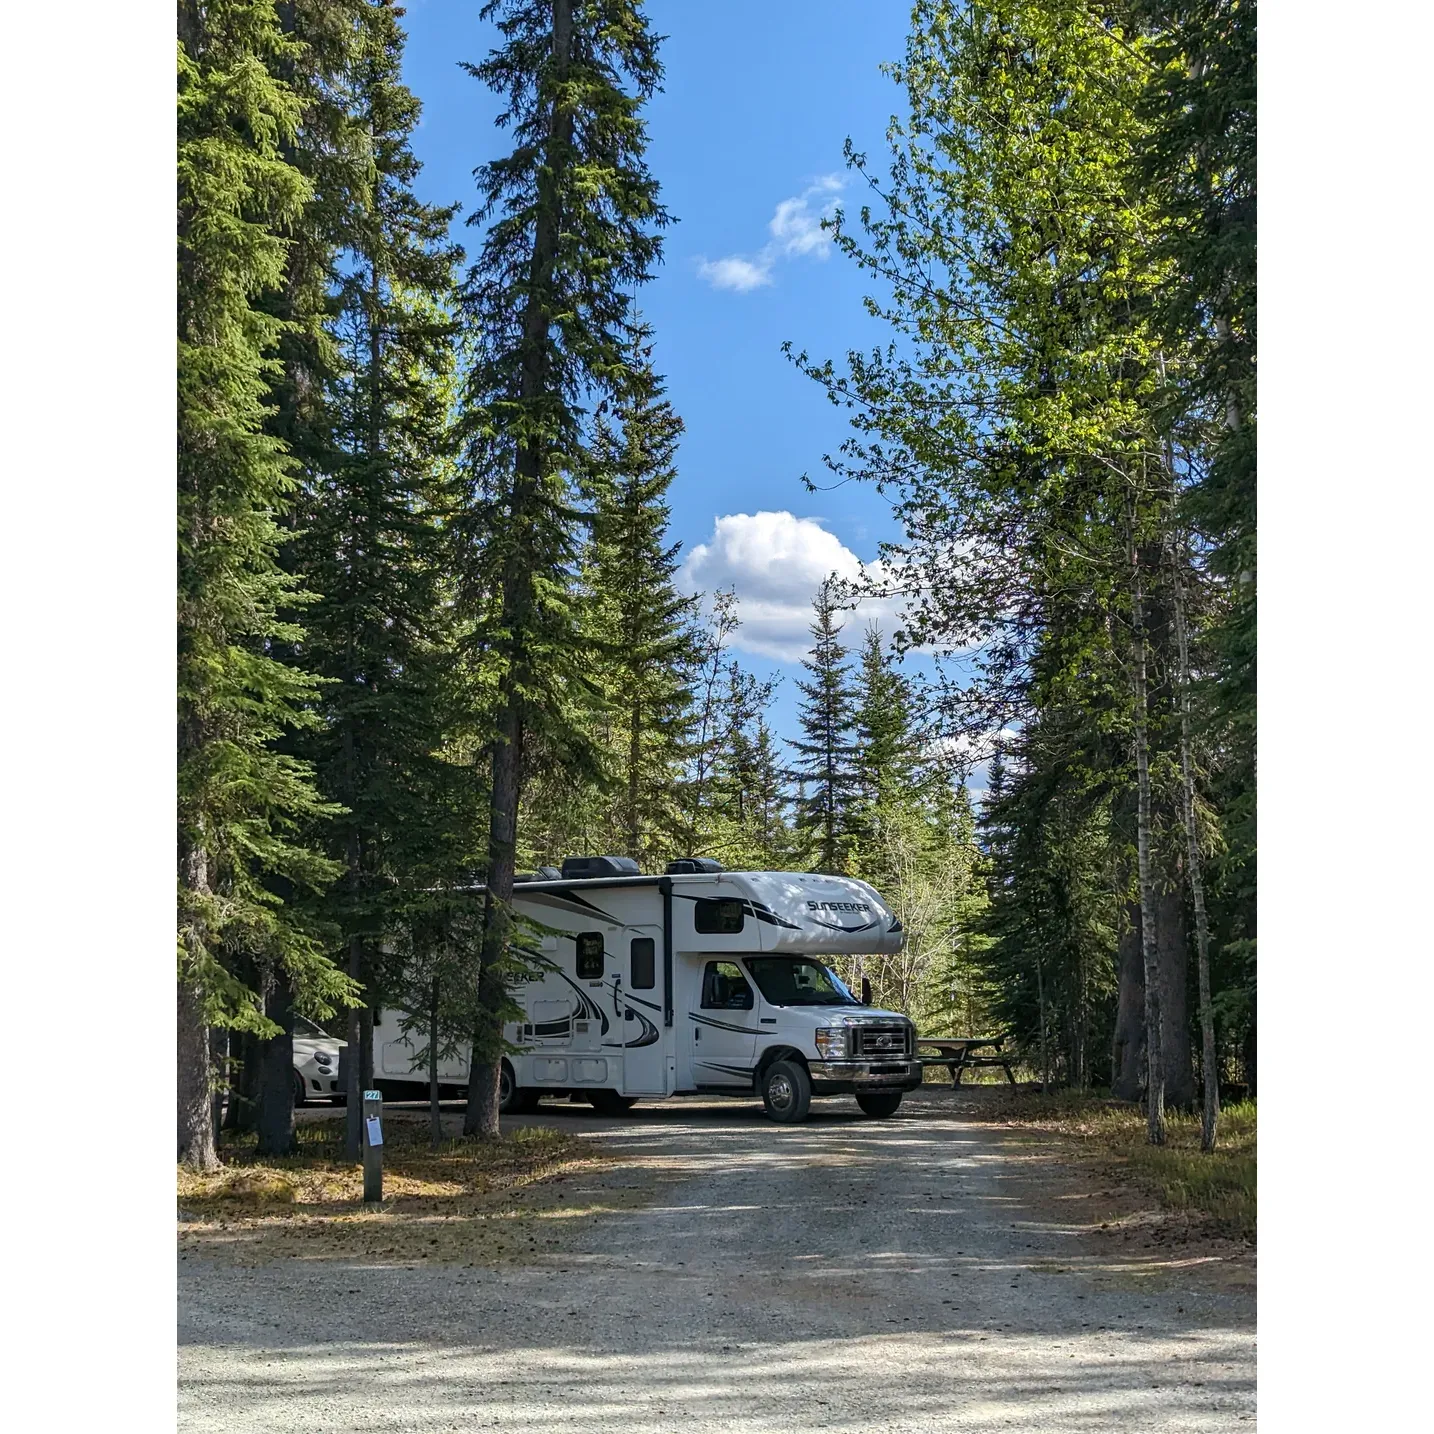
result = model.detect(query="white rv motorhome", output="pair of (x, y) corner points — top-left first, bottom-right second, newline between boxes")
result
(372, 856), (923, 1124)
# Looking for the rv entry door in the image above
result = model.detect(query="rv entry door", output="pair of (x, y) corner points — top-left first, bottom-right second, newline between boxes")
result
(614, 926), (667, 1094)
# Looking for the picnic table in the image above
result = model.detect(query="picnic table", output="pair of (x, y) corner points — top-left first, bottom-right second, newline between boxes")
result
(917, 1036), (1018, 1087)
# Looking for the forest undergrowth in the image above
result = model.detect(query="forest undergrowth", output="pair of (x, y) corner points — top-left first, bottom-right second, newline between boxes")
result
(989, 1090), (1257, 1241)
(177, 1119), (597, 1264)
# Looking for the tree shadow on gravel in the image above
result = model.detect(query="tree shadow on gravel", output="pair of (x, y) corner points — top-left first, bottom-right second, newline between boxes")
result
(179, 1325), (1255, 1434)
(183, 1093), (1255, 1430)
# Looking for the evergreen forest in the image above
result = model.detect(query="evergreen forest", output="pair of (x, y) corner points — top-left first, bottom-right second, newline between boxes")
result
(178, 0), (1255, 1167)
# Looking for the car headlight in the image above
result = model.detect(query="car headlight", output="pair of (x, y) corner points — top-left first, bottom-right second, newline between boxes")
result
(314, 1050), (333, 1066)
(814, 1027), (848, 1059)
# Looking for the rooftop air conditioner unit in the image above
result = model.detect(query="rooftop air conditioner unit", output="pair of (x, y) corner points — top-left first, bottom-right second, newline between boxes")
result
(559, 855), (641, 880)
(514, 865), (562, 884)
(664, 857), (725, 875)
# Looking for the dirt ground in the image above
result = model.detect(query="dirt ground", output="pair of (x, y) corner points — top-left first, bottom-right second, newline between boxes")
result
(178, 1086), (1255, 1432)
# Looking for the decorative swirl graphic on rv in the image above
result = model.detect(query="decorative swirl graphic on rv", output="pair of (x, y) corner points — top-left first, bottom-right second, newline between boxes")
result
(600, 979), (660, 1049)
(610, 1004), (660, 1049)
(548, 968), (610, 1036)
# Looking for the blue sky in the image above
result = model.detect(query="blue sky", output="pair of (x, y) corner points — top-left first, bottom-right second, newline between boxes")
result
(400, 1), (930, 745)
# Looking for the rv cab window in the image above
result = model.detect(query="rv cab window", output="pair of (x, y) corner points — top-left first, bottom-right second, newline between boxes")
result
(694, 897), (745, 934)
(576, 932), (604, 979)
(701, 960), (753, 1011)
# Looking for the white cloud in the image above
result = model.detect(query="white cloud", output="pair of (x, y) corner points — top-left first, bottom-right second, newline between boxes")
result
(696, 175), (845, 294)
(678, 510), (909, 662)
(769, 173), (844, 258)
(695, 254), (773, 293)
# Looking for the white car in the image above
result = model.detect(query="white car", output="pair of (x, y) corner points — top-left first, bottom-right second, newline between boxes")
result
(293, 1016), (346, 1105)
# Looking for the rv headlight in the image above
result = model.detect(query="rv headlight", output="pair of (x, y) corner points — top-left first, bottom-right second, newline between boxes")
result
(814, 1027), (848, 1060)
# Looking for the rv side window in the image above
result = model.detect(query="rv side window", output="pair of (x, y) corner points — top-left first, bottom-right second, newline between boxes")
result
(701, 961), (753, 1011)
(630, 937), (655, 990)
(576, 932), (605, 980)
(694, 897), (745, 934)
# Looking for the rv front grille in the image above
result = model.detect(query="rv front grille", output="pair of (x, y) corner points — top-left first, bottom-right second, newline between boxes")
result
(854, 1023), (910, 1058)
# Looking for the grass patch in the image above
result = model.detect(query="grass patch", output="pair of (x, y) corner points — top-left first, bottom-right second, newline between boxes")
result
(178, 1118), (598, 1265)
(993, 1092), (1256, 1241)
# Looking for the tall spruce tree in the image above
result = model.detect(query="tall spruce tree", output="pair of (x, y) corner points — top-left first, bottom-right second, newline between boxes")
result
(242, 0), (385, 1157)
(581, 327), (699, 866)
(851, 626), (919, 835)
(177, 0), (354, 1169)
(455, 0), (670, 1138)
(286, 0), (474, 1160)
(790, 578), (860, 874)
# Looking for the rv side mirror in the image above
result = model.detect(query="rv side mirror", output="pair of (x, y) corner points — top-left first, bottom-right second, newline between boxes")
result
(861, 977), (872, 1006)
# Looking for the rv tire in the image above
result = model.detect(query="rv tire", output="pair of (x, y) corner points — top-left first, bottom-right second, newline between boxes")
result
(761, 1059), (812, 1124)
(497, 1061), (518, 1114)
(855, 1091), (903, 1118)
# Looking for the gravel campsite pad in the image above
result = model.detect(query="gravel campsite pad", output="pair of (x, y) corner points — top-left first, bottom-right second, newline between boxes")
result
(179, 1088), (1255, 1432)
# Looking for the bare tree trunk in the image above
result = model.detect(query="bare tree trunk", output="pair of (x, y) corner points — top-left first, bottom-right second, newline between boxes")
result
(465, 708), (522, 1139)
(209, 1025), (228, 1149)
(1035, 951), (1050, 1092)
(344, 934), (363, 1159)
(224, 1027), (260, 1133)
(1129, 520), (1166, 1146)
(255, 976), (296, 1158)
(178, 832), (219, 1170)
(1156, 884), (1195, 1109)
(360, 1006), (374, 1098)
(178, 976), (218, 1169)
(1169, 543), (1221, 1150)
(221, 946), (260, 1134)
(221, 1028), (242, 1132)
(1111, 900), (1146, 1101)
(429, 974), (442, 1150)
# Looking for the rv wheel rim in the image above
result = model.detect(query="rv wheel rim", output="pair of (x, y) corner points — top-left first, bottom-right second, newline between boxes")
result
(769, 1073), (793, 1109)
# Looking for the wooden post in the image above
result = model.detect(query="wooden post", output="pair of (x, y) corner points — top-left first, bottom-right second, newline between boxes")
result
(363, 1089), (383, 1204)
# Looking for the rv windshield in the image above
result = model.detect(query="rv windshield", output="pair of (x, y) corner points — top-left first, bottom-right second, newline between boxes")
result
(743, 957), (858, 1008)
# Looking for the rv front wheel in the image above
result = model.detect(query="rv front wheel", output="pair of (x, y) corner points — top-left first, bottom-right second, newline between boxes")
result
(855, 1091), (903, 1118)
(761, 1060), (812, 1124)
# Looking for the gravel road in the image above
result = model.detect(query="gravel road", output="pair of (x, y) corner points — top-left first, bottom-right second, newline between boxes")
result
(179, 1090), (1255, 1432)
